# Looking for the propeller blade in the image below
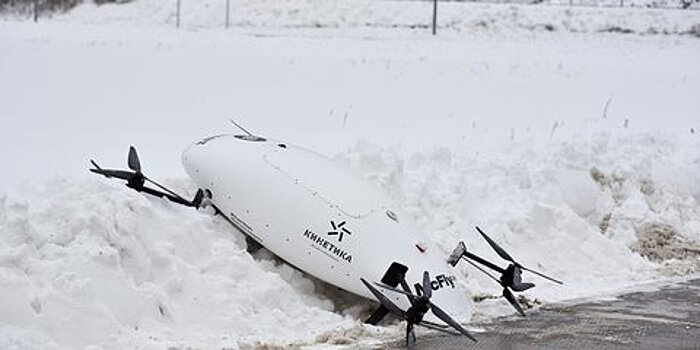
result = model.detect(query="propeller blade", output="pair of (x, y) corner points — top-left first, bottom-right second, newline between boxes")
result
(90, 160), (103, 171)
(406, 323), (416, 350)
(400, 280), (418, 307)
(522, 266), (563, 285)
(476, 227), (562, 285)
(375, 283), (418, 306)
(128, 146), (141, 172)
(503, 288), (526, 317)
(419, 319), (449, 329)
(417, 319), (461, 336)
(416, 322), (460, 336)
(89, 168), (136, 181)
(475, 226), (515, 263)
(361, 278), (406, 319)
(428, 302), (478, 342)
(422, 271), (432, 300)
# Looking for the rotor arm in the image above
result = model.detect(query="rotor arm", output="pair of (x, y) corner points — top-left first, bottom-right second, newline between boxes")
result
(447, 227), (562, 318)
(128, 183), (202, 207)
(460, 251), (506, 274)
(90, 146), (205, 209)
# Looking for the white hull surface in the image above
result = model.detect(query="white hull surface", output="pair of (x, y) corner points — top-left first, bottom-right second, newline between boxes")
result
(182, 134), (468, 319)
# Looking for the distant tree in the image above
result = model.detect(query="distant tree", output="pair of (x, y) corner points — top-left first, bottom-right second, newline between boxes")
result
(680, 0), (698, 9)
(0, 0), (133, 13)
(1, 0), (79, 12)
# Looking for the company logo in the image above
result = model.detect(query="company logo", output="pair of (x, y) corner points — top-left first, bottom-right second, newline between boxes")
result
(303, 229), (353, 263)
(414, 274), (456, 294)
(327, 220), (352, 242)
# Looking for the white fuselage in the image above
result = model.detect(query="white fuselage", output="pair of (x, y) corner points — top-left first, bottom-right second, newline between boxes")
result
(181, 134), (468, 320)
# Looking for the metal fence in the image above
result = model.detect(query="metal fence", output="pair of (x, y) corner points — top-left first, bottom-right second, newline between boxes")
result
(170, 0), (700, 30)
(5, 0), (699, 29)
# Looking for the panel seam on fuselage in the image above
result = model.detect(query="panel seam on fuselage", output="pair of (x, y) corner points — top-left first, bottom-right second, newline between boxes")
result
(262, 153), (373, 220)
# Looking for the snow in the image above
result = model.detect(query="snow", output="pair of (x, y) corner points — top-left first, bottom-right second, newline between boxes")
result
(336, 130), (700, 319)
(40, 0), (700, 36)
(1, 0), (699, 348)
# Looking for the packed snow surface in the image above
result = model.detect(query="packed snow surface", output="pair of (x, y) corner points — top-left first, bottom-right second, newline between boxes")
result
(1, 0), (699, 349)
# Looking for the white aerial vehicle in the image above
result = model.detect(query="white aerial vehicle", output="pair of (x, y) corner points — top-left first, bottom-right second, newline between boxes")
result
(90, 123), (561, 349)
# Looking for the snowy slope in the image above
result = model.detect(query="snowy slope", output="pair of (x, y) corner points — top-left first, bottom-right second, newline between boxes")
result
(1, 1), (700, 349)
(336, 130), (700, 317)
(0, 179), (374, 349)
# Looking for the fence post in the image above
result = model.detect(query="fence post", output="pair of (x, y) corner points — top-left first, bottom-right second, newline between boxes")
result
(225, 0), (230, 29)
(33, 0), (38, 22)
(432, 0), (438, 35)
(176, 0), (181, 28)
(620, 0), (624, 7)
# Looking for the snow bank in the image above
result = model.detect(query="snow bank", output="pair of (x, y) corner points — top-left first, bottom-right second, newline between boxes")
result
(336, 129), (700, 317)
(30, 0), (700, 37)
(0, 179), (366, 349)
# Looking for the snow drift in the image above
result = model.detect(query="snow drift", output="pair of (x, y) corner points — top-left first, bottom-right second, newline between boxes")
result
(0, 178), (370, 349)
(1, 129), (698, 348)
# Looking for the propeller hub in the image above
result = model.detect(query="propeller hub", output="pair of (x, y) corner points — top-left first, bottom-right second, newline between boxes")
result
(406, 300), (430, 325)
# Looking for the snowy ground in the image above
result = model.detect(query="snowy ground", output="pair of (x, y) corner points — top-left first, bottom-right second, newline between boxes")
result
(1, 1), (700, 349)
(16, 0), (700, 36)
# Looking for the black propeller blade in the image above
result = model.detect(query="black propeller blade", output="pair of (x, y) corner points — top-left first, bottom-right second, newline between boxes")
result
(421, 271), (432, 300)
(503, 288), (526, 317)
(128, 146), (141, 173)
(428, 301), (478, 342)
(475, 226), (563, 285)
(89, 167), (136, 181)
(406, 323), (416, 350)
(520, 266), (563, 285)
(89, 160), (138, 181)
(90, 159), (102, 171)
(475, 226), (514, 262)
(416, 319), (460, 336)
(89, 147), (143, 183)
(361, 278), (405, 318)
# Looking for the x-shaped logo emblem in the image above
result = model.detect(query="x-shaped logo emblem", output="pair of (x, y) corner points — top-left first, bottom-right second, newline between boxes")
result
(327, 220), (352, 242)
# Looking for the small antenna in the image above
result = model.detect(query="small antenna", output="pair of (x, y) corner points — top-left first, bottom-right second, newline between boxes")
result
(228, 119), (267, 142)
(229, 119), (254, 137)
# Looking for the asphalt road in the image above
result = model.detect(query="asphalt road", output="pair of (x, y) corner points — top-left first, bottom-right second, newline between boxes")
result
(383, 279), (700, 350)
